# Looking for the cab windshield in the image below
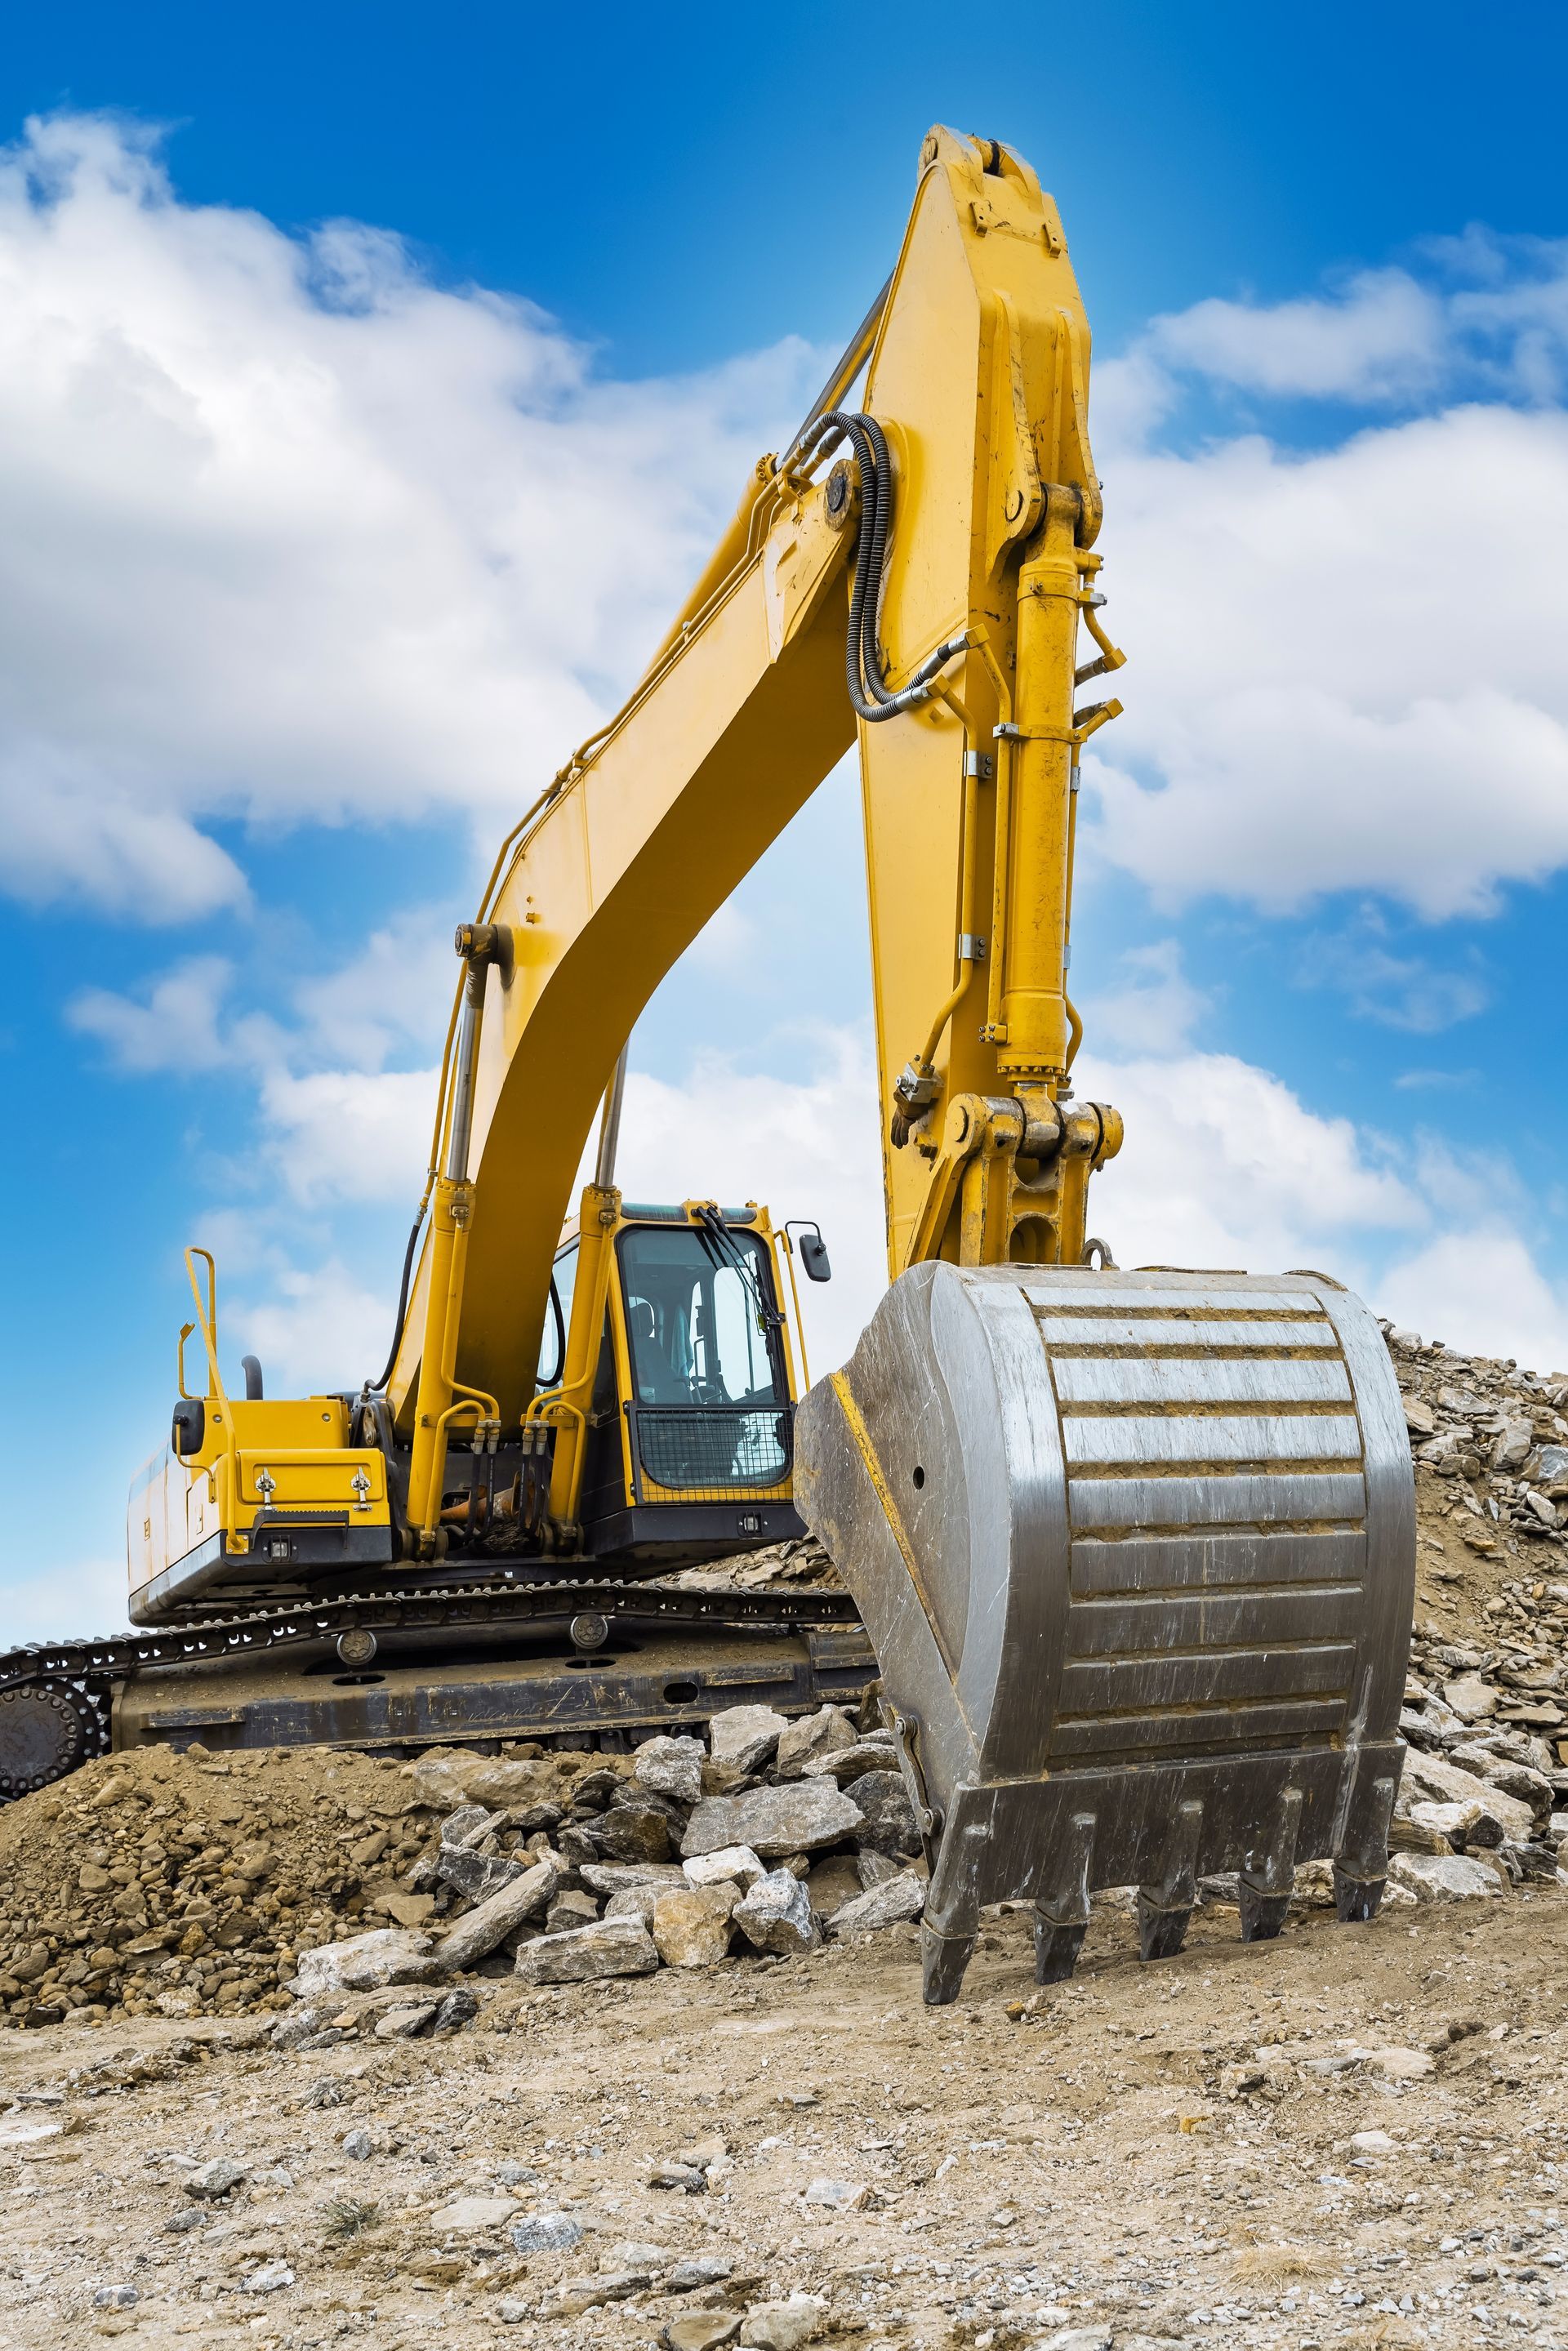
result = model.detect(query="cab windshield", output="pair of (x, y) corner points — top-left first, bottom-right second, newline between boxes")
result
(617, 1223), (784, 1407)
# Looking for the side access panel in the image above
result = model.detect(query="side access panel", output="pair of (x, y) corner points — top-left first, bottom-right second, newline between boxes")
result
(795, 1263), (1415, 2001)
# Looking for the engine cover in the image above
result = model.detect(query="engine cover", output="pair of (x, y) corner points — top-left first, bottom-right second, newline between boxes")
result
(795, 1263), (1415, 2001)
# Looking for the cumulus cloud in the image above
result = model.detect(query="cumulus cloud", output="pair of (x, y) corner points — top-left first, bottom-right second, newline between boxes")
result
(1076, 1043), (1421, 1284)
(228, 1255), (395, 1398)
(1085, 938), (1214, 1057)
(69, 952), (235, 1070)
(1150, 268), (1450, 405)
(1082, 403), (1568, 918)
(1294, 916), (1490, 1032)
(1379, 1230), (1568, 1376)
(1103, 229), (1568, 427)
(0, 111), (822, 919)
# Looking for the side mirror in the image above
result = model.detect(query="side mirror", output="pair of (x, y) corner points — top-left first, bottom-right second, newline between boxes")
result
(799, 1230), (831, 1284)
(172, 1398), (206, 1457)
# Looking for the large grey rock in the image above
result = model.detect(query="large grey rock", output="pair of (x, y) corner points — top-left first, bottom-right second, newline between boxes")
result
(826, 1872), (927, 1936)
(1538, 1443), (1568, 1485)
(437, 1844), (527, 1905)
(429, 2193), (520, 2233)
(1475, 1755), (1555, 1813)
(408, 1750), (489, 1809)
(652, 1884), (738, 1968)
(706, 1703), (788, 1786)
(579, 1860), (686, 1897)
(683, 1845), (765, 1890)
(292, 1928), (437, 1998)
(545, 1890), (601, 1934)
(604, 1885), (664, 1926)
(513, 1915), (660, 1984)
(373, 2001), (439, 2039)
(1388, 1852), (1505, 1902)
(185, 2157), (247, 2199)
(1443, 1674), (1497, 1723)
(773, 1706), (856, 1780)
(434, 1856), (559, 1972)
(439, 1804), (497, 1847)
(1409, 1797), (1503, 1850)
(1402, 1750), (1534, 1840)
(840, 1769), (920, 1858)
(635, 1735), (706, 1806)
(806, 1736), (898, 1783)
(1493, 1417), (1535, 1471)
(682, 1779), (864, 1862)
(733, 1868), (820, 1956)
(588, 1796), (675, 1863)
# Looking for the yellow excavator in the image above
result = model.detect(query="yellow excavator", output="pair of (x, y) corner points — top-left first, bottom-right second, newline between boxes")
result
(0, 128), (1414, 2002)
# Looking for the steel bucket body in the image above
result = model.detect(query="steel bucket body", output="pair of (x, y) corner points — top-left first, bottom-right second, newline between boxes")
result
(795, 1263), (1415, 1999)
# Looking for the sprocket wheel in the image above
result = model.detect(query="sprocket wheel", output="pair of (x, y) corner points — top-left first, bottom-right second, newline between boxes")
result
(0, 1681), (96, 1797)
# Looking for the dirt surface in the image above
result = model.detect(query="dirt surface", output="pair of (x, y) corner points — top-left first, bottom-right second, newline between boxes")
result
(7, 1321), (1568, 2347)
(2, 1879), (1568, 2349)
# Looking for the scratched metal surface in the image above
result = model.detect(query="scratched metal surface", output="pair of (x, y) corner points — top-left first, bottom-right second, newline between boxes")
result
(795, 1263), (1415, 1930)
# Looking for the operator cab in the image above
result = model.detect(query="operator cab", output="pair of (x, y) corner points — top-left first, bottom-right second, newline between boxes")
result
(540, 1201), (826, 1565)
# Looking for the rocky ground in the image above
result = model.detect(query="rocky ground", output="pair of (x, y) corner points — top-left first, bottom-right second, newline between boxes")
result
(4, 1320), (1568, 2349)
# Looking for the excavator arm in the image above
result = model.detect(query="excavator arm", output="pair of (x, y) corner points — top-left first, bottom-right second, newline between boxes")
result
(391, 125), (1128, 1548)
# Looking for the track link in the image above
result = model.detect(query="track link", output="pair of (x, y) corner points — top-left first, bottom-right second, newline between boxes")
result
(0, 1578), (864, 1801)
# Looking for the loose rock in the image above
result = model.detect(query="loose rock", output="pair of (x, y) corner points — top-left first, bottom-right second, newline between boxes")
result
(653, 1883), (739, 1968)
(513, 1915), (660, 1984)
(733, 1867), (820, 1956)
(683, 1780), (864, 1862)
(826, 1872), (927, 1936)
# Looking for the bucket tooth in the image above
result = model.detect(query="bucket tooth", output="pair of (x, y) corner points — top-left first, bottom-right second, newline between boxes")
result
(1137, 1799), (1202, 1963)
(920, 1924), (977, 2005)
(1332, 1865), (1385, 1924)
(1034, 1919), (1088, 1984)
(793, 1263), (1416, 1995)
(1032, 1810), (1095, 1985)
(1239, 1784), (1303, 1944)
(1333, 1772), (1397, 1926)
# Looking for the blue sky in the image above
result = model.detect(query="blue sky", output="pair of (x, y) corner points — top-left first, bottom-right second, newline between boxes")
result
(3, 2), (1568, 1638)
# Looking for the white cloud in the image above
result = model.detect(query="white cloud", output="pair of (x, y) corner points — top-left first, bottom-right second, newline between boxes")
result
(0, 113), (822, 918)
(229, 1256), (395, 1397)
(1076, 1043), (1421, 1283)
(69, 952), (234, 1069)
(1105, 230), (1568, 422)
(1150, 268), (1449, 403)
(1085, 938), (1212, 1056)
(1379, 1229), (1568, 1375)
(609, 1035), (887, 1380)
(1083, 403), (1568, 917)
(258, 1064), (435, 1206)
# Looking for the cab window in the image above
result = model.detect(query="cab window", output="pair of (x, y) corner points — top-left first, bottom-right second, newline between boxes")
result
(617, 1225), (783, 1408)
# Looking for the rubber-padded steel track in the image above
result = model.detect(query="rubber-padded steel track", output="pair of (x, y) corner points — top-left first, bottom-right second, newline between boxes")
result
(0, 1578), (863, 1801)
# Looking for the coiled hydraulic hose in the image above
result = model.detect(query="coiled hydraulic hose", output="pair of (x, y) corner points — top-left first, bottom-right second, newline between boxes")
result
(794, 410), (972, 723)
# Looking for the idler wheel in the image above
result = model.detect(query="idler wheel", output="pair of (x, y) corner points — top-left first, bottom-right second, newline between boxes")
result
(0, 1682), (91, 1797)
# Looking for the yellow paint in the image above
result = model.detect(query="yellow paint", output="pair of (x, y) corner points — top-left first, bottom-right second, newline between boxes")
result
(134, 124), (1131, 1597)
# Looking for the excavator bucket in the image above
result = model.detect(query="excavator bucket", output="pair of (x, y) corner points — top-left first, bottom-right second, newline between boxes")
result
(795, 1266), (1414, 2003)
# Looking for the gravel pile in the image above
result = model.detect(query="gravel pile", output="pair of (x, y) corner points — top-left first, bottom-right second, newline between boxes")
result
(0, 1697), (924, 2034)
(1379, 1318), (1568, 1905)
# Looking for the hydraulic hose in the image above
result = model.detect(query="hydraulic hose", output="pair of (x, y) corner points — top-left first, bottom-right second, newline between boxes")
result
(794, 409), (972, 724)
(368, 1207), (425, 1396)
